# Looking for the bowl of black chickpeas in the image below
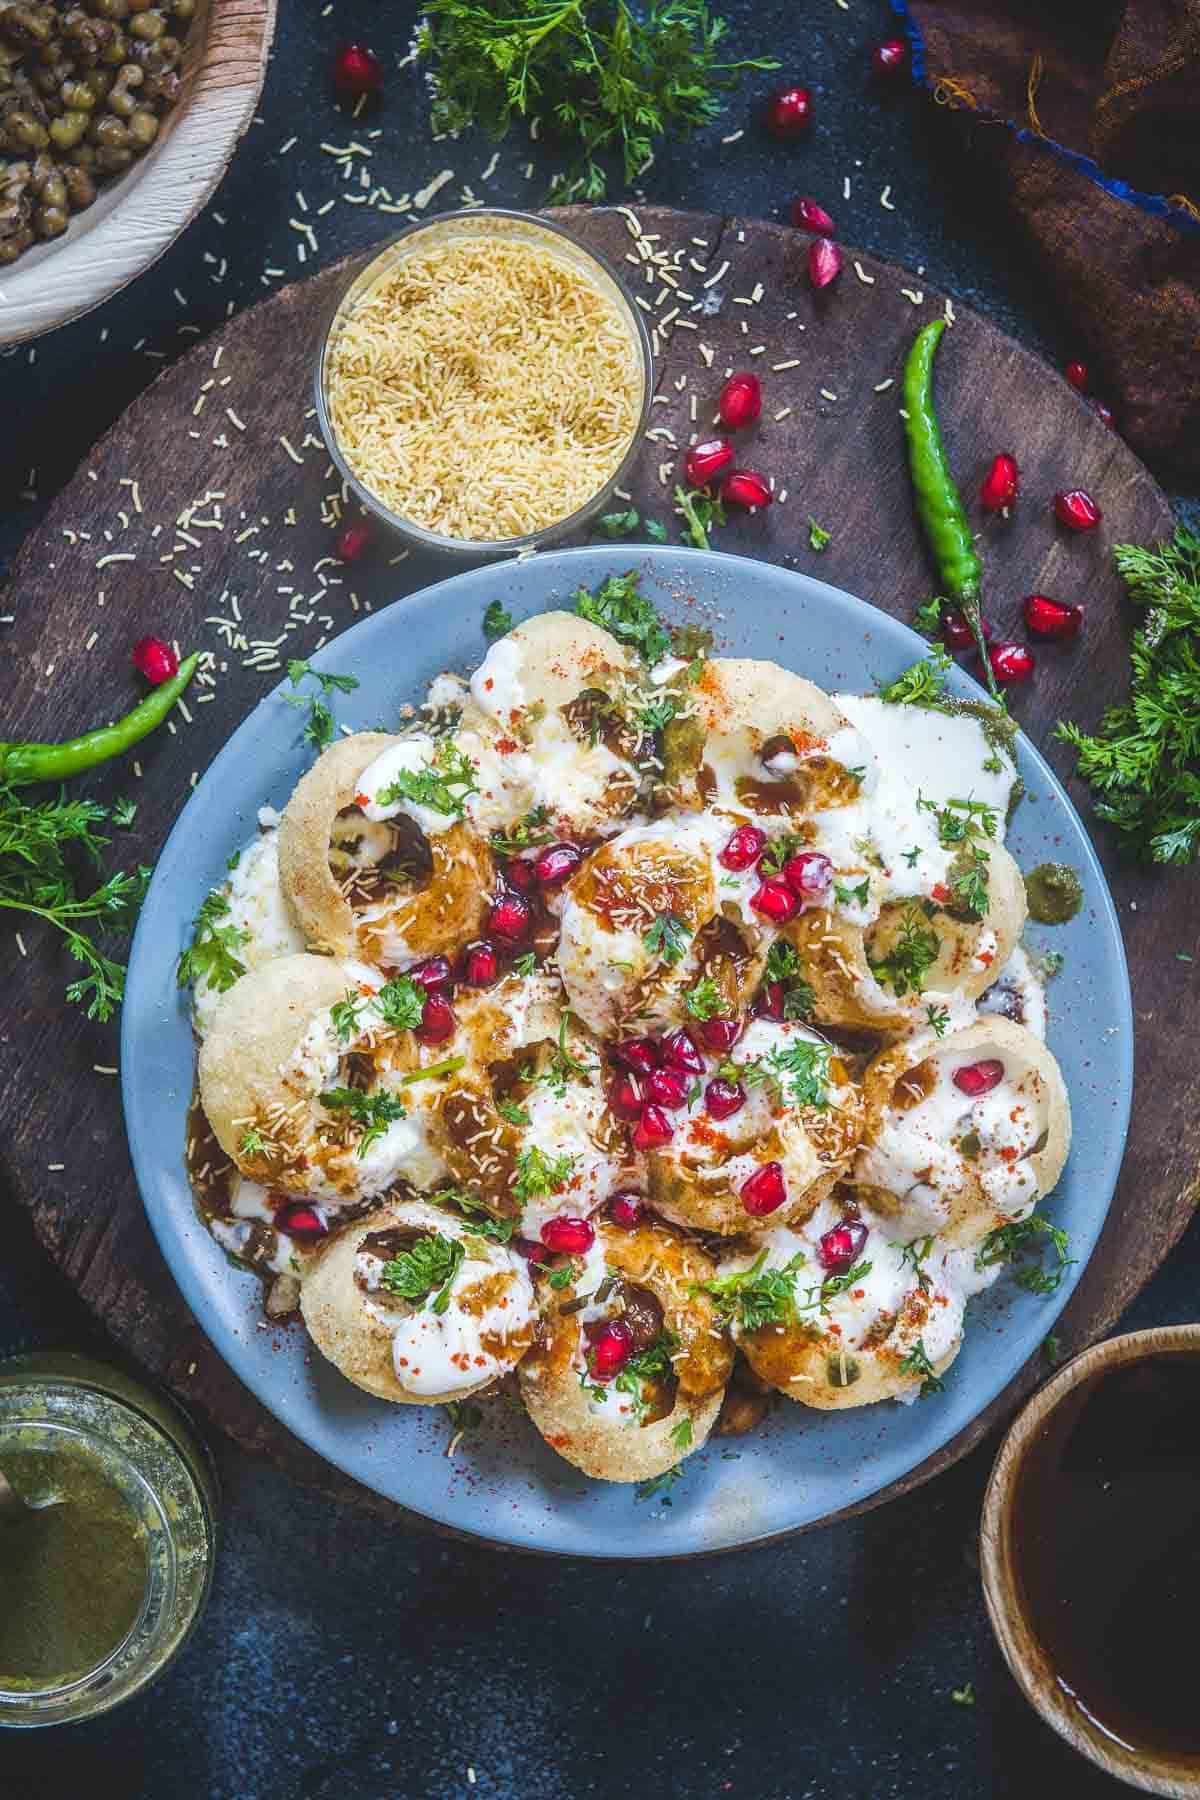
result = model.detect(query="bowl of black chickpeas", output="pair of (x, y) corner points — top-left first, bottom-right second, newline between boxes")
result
(0, 0), (275, 343)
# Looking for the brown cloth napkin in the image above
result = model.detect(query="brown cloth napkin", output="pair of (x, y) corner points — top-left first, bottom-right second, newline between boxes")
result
(897, 0), (1200, 485)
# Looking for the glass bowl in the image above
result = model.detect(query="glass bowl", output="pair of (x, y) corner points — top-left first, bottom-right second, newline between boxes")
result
(313, 208), (654, 558)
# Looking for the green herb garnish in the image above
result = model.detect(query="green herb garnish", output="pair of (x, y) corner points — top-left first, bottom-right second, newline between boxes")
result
(877, 648), (953, 710)
(808, 518), (831, 552)
(573, 573), (671, 665)
(697, 1250), (806, 1332)
(375, 975), (426, 1032)
(319, 1086), (408, 1156)
(513, 1146), (576, 1202)
(284, 660), (359, 751)
(675, 484), (725, 551)
(868, 899), (940, 997)
(744, 1038), (832, 1110)
(489, 804), (552, 855)
(684, 975), (728, 1021)
(975, 1216), (1075, 1295)
(379, 1232), (464, 1314)
(177, 887), (247, 996)
(834, 878), (869, 908)
(899, 1336), (945, 1396)
(482, 599), (513, 641)
(643, 910), (691, 964)
(377, 738), (478, 821)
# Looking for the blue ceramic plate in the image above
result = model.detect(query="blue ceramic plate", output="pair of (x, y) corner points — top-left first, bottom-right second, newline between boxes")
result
(122, 547), (1132, 1557)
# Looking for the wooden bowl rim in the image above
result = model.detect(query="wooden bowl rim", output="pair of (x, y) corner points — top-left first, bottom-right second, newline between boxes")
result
(0, 0), (275, 346)
(980, 1324), (1200, 1797)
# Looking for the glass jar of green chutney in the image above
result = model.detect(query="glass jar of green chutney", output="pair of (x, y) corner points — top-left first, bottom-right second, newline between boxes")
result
(0, 1351), (218, 1728)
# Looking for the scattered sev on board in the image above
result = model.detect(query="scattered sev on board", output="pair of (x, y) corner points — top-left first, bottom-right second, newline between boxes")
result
(324, 235), (644, 543)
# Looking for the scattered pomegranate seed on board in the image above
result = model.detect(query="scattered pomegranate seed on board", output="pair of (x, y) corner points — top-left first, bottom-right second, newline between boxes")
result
(718, 373), (762, 429)
(684, 438), (735, 487)
(722, 469), (773, 509)
(132, 636), (178, 685)
(808, 237), (843, 289)
(335, 521), (372, 562)
(1064, 360), (1090, 391)
(989, 642), (1036, 685)
(941, 608), (992, 652)
(764, 86), (813, 139)
(1054, 488), (1102, 532)
(871, 39), (908, 76)
(791, 197), (834, 235)
(333, 43), (383, 97)
(1023, 594), (1083, 640)
(979, 453), (1019, 512)
(1092, 399), (1116, 430)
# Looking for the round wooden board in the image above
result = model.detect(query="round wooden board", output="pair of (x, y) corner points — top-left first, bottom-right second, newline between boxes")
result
(1, 206), (1190, 1539)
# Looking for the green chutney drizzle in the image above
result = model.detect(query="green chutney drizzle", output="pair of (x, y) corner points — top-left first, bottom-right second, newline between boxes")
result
(0, 1446), (148, 1689)
(1026, 862), (1084, 925)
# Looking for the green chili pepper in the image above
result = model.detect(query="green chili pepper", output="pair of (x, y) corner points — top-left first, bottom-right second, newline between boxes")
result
(902, 322), (1001, 702)
(0, 653), (198, 786)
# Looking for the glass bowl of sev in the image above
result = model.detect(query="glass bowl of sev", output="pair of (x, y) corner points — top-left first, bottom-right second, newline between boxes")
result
(314, 208), (654, 557)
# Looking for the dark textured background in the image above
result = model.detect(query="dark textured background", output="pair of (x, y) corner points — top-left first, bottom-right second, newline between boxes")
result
(1, 2), (1197, 1795)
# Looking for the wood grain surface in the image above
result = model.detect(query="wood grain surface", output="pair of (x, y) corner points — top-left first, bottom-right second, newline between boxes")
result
(0, 205), (1191, 1536)
(0, 0), (276, 345)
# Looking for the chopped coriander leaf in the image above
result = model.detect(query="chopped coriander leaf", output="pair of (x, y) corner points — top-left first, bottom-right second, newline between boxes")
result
(1038, 949), (1065, 979)
(643, 910), (691, 964)
(745, 1039), (832, 1109)
(239, 1126), (267, 1156)
(764, 940), (802, 982)
(111, 795), (137, 828)
(913, 595), (944, 638)
(445, 1398), (483, 1433)
(638, 693), (681, 733)
(670, 1416), (694, 1451)
(1043, 1334), (1061, 1366)
(513, 1146), (577, 1202)
(808, 518), (831, 552)
(573, 573), (671, 666)
(899, 1336), (945, 1396)
(697, 1250), (806, 1332)
(951, 1683), (975, 1708)
(435, 1190), (517, 1244)
(331, 991), (363, 1044)
(1176, 951), (1194, 963)
(902, 846), (923, 867)
(1056, 529), (1200, 865)
(177, 888), (248, 994)
(497, 1100), (530, 1126)
(595, 506), (640, 537)
(894, 1235), (935, 1291)
(923, 1003), (950, 1038)
(489, 804), (552, 854)
(513, 952), (537, 977)
(375, 975), (426, 1032)
(919, 793), (1000, 844)
(834, 877), (869, 908)
(868, 899), (940, 997)
(284, 661), (359, 751)
(539, 1012), (598, 1096)
(377, 738), (478, 820)
(674, 483), (725, 551)
(635, 1464), (686, 1505)
(877, 648), (953, 710)
(975, 1217), (1074, 1295)
(379, 1232), (464, 1314)
(801, 1261), (873, 1316)
(545, 1257), (581, 1292)
(949, 845), (990, 919)
(319, 1086), (407, 1156)
(611, 1330), (679, 1421)
(645, 518), (670, 543)
(781, 980), (816, 1020)
(482, 599), (513, 641)
(684, 975), (729, 1021)
(287, 658), (359, 696)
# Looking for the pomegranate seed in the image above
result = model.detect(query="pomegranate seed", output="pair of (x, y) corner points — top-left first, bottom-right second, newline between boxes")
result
(504, 857), (536, 893)
(765, 86), (813, 139)
(741, 1161), (788, 1216)
(723, 469), (773, 510)
(416, 991), (455, 1044)
(979, 453), (1019, 512)
(1023, 593), (1083, 640)
(332, 41), (383, 97)
(132, 635), (178, 685)
(634, 1104), (675, 1151)
(699, 1015), (742, 1053)
(1065, 360), (1090, 392)
(756, 982), (787, 1021)
(808, 238), (843, 290)
(660, 1028), (706, 1075)
(541, 1216), (595, 1255)
(533, 842), (582, 886)
(515, 1236), (551, 1265)
(684, 437), (735, 488)
(791, 196), (834, 235)
(586, 1317), (633, 1379)
(462, 941), (499, 987)
(952, 1058), (1005, 1097)
(989, 641), (1036, 685)
(718, 372), (762, 429)
(720, 825), (767, 871)
(1092, 399), (1116, 431)
(818, 1219), (868, 1272)
(607, 1191), (646, 1231)
(410, 955), (451, 992)
(751, 877), (798, 923)
(610, 1073), (644, 1121)
(941, 607), (993, 652)
(705, 1077), (746, 1120)
(645, 1068), (689, 1110)
(489, 889), (531, 941)
(274, 1203), (327, 1243)
(615, 1037), (660, 1074)
(872, 37), (908, 76)
(335, 522), (372, 562)
(1055, 488), (1102, 532)
(782, 850), (832, 901)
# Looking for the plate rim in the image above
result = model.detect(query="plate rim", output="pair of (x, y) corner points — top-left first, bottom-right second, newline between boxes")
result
(122, 544), (1134, 1557)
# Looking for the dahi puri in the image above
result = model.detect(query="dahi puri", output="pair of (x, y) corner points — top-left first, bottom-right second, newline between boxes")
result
(181, 588), (1074, 1485)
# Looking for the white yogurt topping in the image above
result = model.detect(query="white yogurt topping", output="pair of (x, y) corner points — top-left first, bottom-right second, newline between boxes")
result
(191, 828), (306, 1035)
